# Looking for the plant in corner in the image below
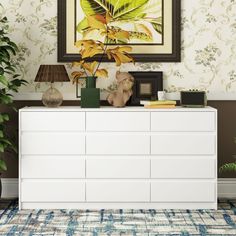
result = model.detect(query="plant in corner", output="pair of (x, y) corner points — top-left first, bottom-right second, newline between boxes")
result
(0, 17), (27, 197)
(219, 137), (236, 173)
(71, 12), (134, 108)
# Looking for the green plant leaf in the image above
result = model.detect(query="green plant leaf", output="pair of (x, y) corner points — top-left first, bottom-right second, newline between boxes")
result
(0, 159), (7, 171)
(0, 67), (4, 75)
(219, 162), (236, 172)
(0, 113), (9, 123)
(0, 75), (8, 86)
(0, 45), (16, 56)
(0, 93), (13, 104)
(150, 17), (162, 34)
(0, 143), (5, 152)
(77, 17), (89, 33)
(80, 0), (148, 20)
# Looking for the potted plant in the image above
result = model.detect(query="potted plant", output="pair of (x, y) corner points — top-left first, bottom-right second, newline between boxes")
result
(72, 13), (134, 108)
(0, 17), (27, 197)
(219, 137), (236, 173)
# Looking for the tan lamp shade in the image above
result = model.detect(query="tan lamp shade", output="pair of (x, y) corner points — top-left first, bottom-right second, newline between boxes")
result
(35, 65), (70, 107)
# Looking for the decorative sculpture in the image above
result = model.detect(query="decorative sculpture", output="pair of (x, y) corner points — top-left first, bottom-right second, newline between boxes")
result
(107, 71), (135, 107)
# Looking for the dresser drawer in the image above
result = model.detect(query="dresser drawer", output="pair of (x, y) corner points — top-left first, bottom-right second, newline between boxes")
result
(21, 180), (85, 202)
(87, 157), (150, 178)
(151, 112), (215, 132)
(86, 112), (150, 131)
(151, 134), (215, 155)
(21, 112), (85, 131)
(21, 133), (85, 155)
(151, 157), (215, 179)
(86, 134), (150, 155)
(87, 181), (150, 202)
(151, 181), (215, 202)
(21, 157), (85, 178)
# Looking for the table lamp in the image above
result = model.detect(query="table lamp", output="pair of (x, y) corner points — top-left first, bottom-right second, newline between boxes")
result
(35, 65), (70, 107)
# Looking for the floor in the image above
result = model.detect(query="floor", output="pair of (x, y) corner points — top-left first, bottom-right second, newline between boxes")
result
(0, 199), (236, 235)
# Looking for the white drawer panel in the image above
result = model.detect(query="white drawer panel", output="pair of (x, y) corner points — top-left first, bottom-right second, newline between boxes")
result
(21, 180), (85, 202)
(151, 157), (215, 179)
(86, 134), (150, 155)
(87, 181), (150, 202)
(21, 112), (85, 131)
(151, 134), (215, 155)
(21, 157), (85, 178)
(151, 112), (215, 132)
(86, 112), (150, 131)
(21, 133), (85, 155)
(151, 181), (215, 202)
(87, 157), (150, 178)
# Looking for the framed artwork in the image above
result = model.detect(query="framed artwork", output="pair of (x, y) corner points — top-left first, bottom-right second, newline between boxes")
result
(128, 71), (163, 105)
(58, 0), (181, 62)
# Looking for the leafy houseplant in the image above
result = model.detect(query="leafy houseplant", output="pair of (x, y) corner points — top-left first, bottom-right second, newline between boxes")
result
(72, 13), (134, 107)
(219, 137), (236, 173)
(0, 17), (27, 196)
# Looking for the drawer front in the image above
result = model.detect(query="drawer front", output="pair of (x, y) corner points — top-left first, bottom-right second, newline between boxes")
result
(86, 112), (150, 131)
(151, 112), (215, 132)
(21, 133), (85, 155)
(151, 181), (215, 202)
(86, 134), (150, 155)
(21, 180), (85, 202)
(151, 134), (215, 155)
(87, 157), (150, 178)
(21, 112), (85, 131)
(21, 157), (85, 179)
(87, 181), (150, 202)
(151, 157), (215, 179)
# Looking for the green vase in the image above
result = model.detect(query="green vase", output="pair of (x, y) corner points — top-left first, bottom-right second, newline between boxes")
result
(81, 76), (100, 108)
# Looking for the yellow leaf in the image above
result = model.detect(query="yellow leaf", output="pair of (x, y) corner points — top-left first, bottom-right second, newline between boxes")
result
(136, 23), (153, 37)
(106, 12), (112, 24)
(95, 69), (108, 78)
(106, 46), (134, 66)
(87, 15), (106, 30)
(81, 61), (98, 74)
(72, 61), (84, 67)
(71, 71), (85, 84)
(75, 40), (94, 48)
(81, 48), (104, 58)
(118, 46), (132, 53)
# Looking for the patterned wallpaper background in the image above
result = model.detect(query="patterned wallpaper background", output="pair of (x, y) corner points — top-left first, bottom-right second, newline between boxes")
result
(0, 0), (236, 100)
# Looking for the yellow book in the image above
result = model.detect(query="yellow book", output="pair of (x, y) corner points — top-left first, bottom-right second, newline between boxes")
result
(144, 104), (176, 109)
(140, 100), (176, 106)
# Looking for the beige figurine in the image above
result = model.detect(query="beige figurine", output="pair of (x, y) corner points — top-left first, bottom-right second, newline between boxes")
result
(107, 71), (135, 107)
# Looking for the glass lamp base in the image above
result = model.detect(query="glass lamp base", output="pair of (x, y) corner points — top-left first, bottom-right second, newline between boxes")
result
(42, 86), (63, 108)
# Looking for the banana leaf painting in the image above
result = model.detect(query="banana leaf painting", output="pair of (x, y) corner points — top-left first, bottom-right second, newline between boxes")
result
(58, 0), (181, 62)
(76, 0), (163, 45)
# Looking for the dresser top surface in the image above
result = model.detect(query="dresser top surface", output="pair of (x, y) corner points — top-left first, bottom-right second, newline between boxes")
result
(19, 106), (217, 112)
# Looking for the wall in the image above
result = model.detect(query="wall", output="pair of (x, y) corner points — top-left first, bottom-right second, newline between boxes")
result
(0, 0), (236, 99)
(0, 0), (236, 178)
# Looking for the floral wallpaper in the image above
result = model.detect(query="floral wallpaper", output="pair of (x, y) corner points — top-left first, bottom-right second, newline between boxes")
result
(0, 0), (236, 100)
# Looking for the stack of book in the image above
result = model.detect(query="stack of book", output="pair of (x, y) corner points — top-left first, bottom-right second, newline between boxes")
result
(140, 100), (177, 109)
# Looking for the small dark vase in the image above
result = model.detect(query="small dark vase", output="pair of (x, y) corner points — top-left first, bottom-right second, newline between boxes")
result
(81, 76), (100, 108)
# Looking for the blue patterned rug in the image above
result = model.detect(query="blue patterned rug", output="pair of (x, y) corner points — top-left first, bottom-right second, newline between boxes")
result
(0, 199), (236, 235)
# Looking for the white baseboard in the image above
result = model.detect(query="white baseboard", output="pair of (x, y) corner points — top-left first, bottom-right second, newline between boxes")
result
(1, 178), (236, 199)
(1, 178), (18, 198)
(218, 178), (236, 198)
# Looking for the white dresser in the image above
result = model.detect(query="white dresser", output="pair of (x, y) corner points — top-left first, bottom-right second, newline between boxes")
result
(19, 106), (217, 209)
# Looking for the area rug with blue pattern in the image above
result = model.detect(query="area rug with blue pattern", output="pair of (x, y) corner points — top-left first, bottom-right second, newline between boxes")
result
(0, 199), (236, 235)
